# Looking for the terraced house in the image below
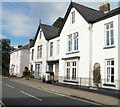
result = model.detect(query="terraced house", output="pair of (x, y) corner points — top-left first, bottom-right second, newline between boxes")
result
(28, 2), (120, 90)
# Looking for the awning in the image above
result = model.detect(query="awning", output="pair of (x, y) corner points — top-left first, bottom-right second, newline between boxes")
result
(47, 60), (59, 64)
(46, 71), (54, 75)
(62, 56), (80, 60)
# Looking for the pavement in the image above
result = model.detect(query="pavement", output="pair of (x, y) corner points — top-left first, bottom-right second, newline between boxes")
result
(9, 77), (120, 106)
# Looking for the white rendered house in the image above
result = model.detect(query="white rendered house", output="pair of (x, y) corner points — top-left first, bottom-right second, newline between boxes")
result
(29, 24), (59, 80)
(58, 2), (120, 90)
(9, 45), (30, 77)
(29, 2), (120, 90)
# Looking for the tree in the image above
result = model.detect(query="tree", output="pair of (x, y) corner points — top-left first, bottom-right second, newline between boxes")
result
(93, 67), (101, 88)
(0, 39), (14, 76)
(52, 17), (64, 28)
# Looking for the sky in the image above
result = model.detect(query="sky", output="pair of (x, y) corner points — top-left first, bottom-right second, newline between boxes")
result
(1, 0), (119, 48)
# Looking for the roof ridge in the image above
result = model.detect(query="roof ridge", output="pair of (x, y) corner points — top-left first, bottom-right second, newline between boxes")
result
(72, 2), (103, 13)
(40, 23), (59, 29)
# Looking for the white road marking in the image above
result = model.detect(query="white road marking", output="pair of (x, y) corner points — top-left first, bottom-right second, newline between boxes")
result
(20, 91), (42, 101)
(0, 81), (2, 84)
(5, 84), (15, 89)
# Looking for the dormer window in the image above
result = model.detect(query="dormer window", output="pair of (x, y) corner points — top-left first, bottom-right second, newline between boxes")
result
(71, 11), (75, 24)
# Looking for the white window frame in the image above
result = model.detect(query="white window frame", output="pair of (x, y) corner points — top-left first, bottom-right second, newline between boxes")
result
(57, 40), (60, 55)
(68, 34), (72, 52)
(106, 59), (114, 84)
(65, 60), (77, 80)
(50, 42), (53, 56)
(67, 32), (79, 53)
(39, 30), (42, 39)
(40, 45), (42, 58)
(105, 22), (114, 47)
(73, 32), (79, 51)
(31, 49), (34, 60)
(71, 11), (75, 24)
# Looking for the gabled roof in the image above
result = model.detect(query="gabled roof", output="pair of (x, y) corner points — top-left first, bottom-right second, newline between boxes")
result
(72, 2), (105, 23)
(58, 2), (104, 35)
(10, 44), (29, 54)
(33, 24), (59, 46)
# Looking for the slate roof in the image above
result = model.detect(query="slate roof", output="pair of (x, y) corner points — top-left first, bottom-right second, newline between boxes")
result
(72, 2), (105, 23)
(58, 2), (120, 35)
(33, 24), (59, 46)
(10, 44), (29, 54)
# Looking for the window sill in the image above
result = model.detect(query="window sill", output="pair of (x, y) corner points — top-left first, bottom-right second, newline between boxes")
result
(66, 51), (79, 55)
(103, 83), (116, 87)
(63, 80), (79, 83)
(103, 46), (116, 49)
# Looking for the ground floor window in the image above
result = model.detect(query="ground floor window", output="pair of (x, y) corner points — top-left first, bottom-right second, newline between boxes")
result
(35, 63), (41, 77)
(65, 61), (77, 80)
(106, 59), (114, 84)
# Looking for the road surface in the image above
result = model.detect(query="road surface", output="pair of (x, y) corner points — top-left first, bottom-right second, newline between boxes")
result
(1, 77), (103, 106)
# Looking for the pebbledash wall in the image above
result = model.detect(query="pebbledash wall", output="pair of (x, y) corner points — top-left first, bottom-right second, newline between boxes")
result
(28, 2), (120, 90)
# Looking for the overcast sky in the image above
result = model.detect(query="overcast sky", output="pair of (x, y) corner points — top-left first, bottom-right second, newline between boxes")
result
(1, 1), (119, 48)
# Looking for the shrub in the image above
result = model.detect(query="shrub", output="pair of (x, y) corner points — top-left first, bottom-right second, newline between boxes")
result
(23, 70), (30, 77)
(93, 67), (101, 88)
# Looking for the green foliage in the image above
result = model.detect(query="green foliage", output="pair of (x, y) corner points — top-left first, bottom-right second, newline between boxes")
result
(0, 39), (15, 76)
(23, 70), (30, 77)
(30, 71), (34, 78)
(93, 67), (101, 87)
(52, 17), (64, 28)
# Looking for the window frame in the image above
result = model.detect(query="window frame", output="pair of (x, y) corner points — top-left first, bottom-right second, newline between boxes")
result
(50, 42), (53, 57)
(106, 59), (115, 84)
(104, 22), (114, 47)
(71, 11), (75, 24)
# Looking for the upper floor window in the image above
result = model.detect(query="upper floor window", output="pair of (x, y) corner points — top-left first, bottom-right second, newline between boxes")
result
(68, 34), (72, 52)
(37, 45), (42, 58)
(50, 42), (53, 56)
(71, 11), (75, 24)
(57, 40), (60, 55)
(39, 30), (42, 39)
(74, 32), (78, 51)
(31, 49), (34, 60)
(68, 32), (79, 52)
(105, 22), (114, 47)
(40, 45), (42, 58)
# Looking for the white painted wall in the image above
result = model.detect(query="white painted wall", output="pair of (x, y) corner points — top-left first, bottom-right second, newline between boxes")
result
(59, 7), (90, 79)
(30, 28), (48, 78)
(48, 37), (60, 61)
(92, 15), (119, 89)
(10, 49), (30, 77)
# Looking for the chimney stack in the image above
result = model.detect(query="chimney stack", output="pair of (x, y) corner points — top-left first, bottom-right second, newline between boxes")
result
(29, 38), (34, 48)
(18, 45), (22, 48)
(99, 2), (110, 13)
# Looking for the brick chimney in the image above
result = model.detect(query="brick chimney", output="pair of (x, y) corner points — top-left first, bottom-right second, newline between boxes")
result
(18, 45), (22, 48)
(29, 38), (34, 48)
(99, 2), (110, 13)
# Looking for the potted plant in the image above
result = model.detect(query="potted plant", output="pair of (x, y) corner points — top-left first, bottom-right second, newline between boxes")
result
(93, 67), (101, 88)
(23, 67), (30, 80)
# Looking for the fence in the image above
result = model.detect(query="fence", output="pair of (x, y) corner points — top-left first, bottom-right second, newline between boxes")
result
(54, 76), (120, 90)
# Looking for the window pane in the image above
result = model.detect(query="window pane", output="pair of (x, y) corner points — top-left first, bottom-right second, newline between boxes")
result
(107, 61), (110, 65)
(111, 60), (114, 65)
(111, 68), (114, 74)
(110, 23), (113, 28)
(106, 24), (109, 29)
(107, 75), (110, 82)
(107, 68), (110, 74)
(111, 76), (114, 82)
